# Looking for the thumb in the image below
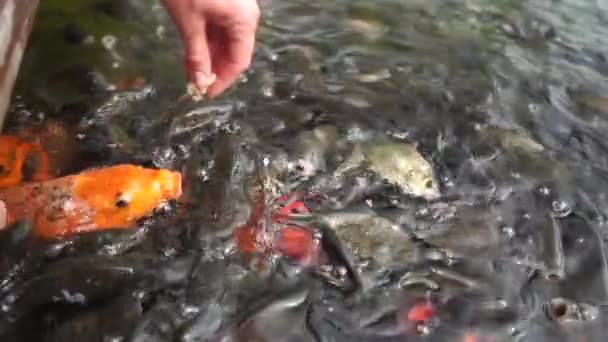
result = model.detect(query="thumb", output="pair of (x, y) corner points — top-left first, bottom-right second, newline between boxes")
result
(182, 21), (214, 90)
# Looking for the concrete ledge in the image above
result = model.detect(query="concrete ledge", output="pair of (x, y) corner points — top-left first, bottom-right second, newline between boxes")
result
(0, 0), (39, 131)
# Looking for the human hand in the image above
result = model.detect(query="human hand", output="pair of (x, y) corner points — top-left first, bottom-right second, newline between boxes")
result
(161, 0), (260, 99)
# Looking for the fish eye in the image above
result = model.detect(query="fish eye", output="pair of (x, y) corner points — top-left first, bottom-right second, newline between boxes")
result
(424, 179), (434, 189)
(115, 194), (130, 208)
(115, 199), (129, 208)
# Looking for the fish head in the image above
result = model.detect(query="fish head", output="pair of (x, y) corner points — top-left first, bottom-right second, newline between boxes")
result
(365, 142), (441, 200)
(405, 166), (441, 200)
(72, 164), (182, 228)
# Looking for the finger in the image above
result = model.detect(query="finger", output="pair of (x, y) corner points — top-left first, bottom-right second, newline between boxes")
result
(0, 200), (6, 230)
(206, 24), (256, 98)
(182, 20), (214, 90)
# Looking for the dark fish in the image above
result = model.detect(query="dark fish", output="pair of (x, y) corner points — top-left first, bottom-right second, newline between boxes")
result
(43, 294), (143, 342)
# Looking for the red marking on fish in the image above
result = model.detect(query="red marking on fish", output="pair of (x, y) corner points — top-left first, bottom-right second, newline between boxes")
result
(234, 192), (319, 267)
(407, 301), (434, 322)
(464, 333), (478, 342)
(275, 224), (319, 266)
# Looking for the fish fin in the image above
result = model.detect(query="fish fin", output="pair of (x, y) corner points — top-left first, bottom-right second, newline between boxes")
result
(35, 196), (96, 239)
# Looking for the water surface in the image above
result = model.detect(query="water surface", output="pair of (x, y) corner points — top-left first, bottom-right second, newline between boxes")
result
(3, 0), (608, 341)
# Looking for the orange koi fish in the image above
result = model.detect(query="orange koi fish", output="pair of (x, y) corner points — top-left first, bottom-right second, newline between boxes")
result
(0, 135), (50, 188)
(0, 120), (76, 188)
(0, 164), (182, 239)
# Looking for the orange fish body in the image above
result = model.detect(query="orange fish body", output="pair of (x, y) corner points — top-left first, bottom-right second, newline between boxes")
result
(0, 164), (182, 239)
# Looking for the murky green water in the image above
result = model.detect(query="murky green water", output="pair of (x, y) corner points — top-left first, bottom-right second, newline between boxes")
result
(3, 0), (608, 340)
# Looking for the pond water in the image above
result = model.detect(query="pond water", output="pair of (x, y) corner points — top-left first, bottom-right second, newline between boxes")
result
(2, 0), (608, 340)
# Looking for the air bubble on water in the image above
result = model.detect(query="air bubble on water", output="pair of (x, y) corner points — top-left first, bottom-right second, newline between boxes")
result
(502, 226), (515, 238)
(509, 327), (523, 337)
(346, 125), (373, 141)
(551, 200), (571, 217)
(581, 303), (600, 321)
(417, 207), (430, 216)
(365, 198), (374, 207)
(152, 146), (177, 168)
(425, 248), (448, 262)
(326, 83), (344, 93)
(61, 289), (86, 304)
(344, 95), (371, 108)
(537, 185), (551, 197)
(103, 336), (123, 342)
(133, 290), (146, 300)
(443, 90), (455, 103)
(83, 35), (95, 45)
(199, 168), (209, 181)
(356, 68), (391, 83)
(528, 103), (540, 113)
(1, 303), (11, 312)
(335, 266), (348, 278)
(416, 321), (434, 335)
(389, 130), (409, 140)
(156, 25), (165, 39)
(102, 35), (117, 50)
(262, 84), (274, 97)
(163, 247), (177, 257)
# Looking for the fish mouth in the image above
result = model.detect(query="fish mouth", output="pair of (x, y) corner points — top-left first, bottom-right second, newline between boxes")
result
(172, 170), (184, 199)
(155, 168), (183, 200)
